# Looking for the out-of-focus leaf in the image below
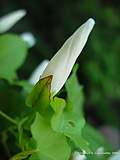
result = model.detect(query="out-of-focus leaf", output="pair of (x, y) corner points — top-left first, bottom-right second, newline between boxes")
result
(31, 112), (71, 160)
(82, 124), (113, 160)
(0, 79), (29, 130)
(29, 154), (40, 160)
(14, 80), (33, 93)
(0, 34), (28, 81)
(83, 124), (112, 151)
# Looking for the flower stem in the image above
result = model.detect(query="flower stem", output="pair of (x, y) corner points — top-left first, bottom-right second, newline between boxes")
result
(0, 110), (17, 125)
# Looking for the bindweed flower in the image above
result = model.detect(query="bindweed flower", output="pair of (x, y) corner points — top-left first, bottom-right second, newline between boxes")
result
(40, 18), (95, 96)
(21, 32), (36, 48)
(29, 60), (49, 85)
(0, 9), (26, 33)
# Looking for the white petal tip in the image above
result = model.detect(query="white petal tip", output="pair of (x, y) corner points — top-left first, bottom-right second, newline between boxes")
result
(13, 9), (27, 19)
(19, 9), (26, 16)
(88, 18), (95, 26)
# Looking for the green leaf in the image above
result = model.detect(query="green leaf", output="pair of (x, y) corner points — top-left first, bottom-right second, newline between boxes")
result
(31, 112), (71, 160)
(51, 98), (85, 136)
(26, 76), (52, 114)
(51, 97), (66, 131)
(51, 97), (89, 152)
(50, 68), (90, 152)
(0, 34), (28, 81)
(65, 64), (84, 113)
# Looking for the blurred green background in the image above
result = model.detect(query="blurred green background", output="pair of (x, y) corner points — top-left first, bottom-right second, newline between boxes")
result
(0, 0), (120, 158)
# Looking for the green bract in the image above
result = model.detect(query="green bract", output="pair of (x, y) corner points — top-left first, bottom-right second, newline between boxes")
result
(26, 76), (52, 114)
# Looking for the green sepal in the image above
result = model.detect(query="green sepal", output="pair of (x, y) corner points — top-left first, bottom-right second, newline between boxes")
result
(26, 76), (52, 114)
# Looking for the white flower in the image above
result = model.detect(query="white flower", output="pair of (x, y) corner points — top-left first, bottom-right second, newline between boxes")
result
(40, 18), (95, 96)
(0, 9), (26, 33)
(29, 60), (49, 85)
(72, 151), (86, 160)
(21, 32), (36, 47)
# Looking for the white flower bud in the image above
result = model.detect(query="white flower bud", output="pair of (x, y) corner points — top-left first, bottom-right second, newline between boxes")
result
(40, 18), (95, 96)
(0, 9), (26, 33)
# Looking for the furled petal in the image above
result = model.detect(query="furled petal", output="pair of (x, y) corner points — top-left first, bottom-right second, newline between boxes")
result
(40, 18), (95, 96)
(0, 9), (26, 33)
(29, 60), (49, 85)
(21, 32), (36, 47)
